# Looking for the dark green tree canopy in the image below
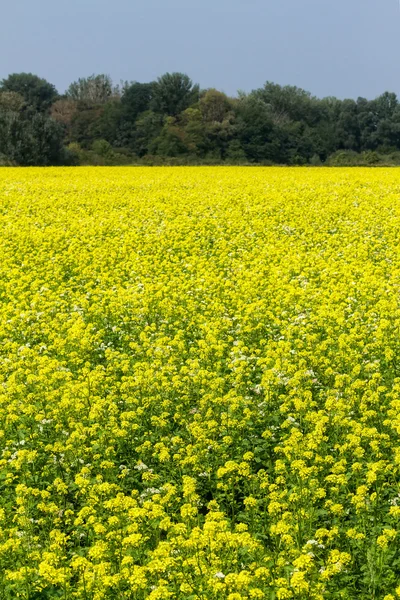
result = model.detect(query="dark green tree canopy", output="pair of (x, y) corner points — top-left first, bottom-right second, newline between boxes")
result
(200, 89), (233, 123)
(0, 109), (65, 165)
(0, 73), (58, 112)
(151, 72), (200, 116)
(121, 82), (154, 122)
(66, 74), (113, 104)
(2, 69), (400, 166)
(0, 91), (25, 112)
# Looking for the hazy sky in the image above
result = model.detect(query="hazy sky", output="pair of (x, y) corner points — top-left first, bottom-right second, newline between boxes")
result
(2, 0), (400, 99)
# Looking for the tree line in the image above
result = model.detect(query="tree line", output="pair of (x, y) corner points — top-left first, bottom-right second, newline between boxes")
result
(2, 71), (400, 166)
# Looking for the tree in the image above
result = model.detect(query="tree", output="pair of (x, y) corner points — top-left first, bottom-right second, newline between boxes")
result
(0, 91), (25, 112)
(151, 72), (199, 116)
(30, 114), (67, 164)
(6, 67), (400, 165)
(375, 92), (398, 120)
(200, 89), (232, 123)
(153, 116), (189, 157)
(50, 99), (79, 144)
(121, 82), (154, 122)
(357, 97), (378, 150)
(0, 110), (65, 165)
(235, 96), (277, 162)
(131, 111), (164, 156)
(95, 99), (125, 146)
(225, 139), (247, 163)
(336, 99), (360, 151)
(317, 97), (342, 157)
(254, 82), (321, 126)
(0, 73), (58, 111)
(50, 98), (78, 126)
(199, 88), (233, 123)
(66, 74), (113, 104)
(69, 105), (105, 147)
(91, 139), (115, 159)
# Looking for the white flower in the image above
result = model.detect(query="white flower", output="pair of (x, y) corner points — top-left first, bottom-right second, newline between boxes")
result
(134, 461), (149, 471)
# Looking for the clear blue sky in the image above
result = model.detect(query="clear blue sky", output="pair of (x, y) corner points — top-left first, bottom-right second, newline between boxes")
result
(2, 0), (400, 99)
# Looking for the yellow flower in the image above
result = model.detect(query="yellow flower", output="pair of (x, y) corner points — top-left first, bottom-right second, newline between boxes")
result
(0, 166), (399, 596)
(377, 529), (397, 549)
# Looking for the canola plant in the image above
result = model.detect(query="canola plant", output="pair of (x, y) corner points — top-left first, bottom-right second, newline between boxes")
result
(0, 167), (399, 599)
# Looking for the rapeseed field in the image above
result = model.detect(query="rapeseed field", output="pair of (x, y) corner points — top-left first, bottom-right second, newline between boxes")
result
(0, 166), (400, 599)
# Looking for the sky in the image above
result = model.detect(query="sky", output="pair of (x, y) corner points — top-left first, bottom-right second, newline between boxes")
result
(1, 0), (400, 99)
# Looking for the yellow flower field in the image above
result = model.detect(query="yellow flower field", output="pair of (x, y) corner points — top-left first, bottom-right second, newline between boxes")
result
(0, 166), (400, 599)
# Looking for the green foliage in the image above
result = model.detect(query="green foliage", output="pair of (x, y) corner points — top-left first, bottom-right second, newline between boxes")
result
(327, 150), (364, 166)
(91, 138), (115, 158)
(0, 91), (25, 112)
(4, 70), (400, 165)
(361, 150), (380, 165)
(66, 74), (113, 104)
(0, 72), (57, 112)
(200, 88), (232, 123)
(0, 109), (66, 166)
(151, 72), (200, 116)
(225, 139), (247, 163)
(69, 105), (105, 148)
(235, 96), (276, 162)
(131, 110), (164, 157)
(154, 116), (190, 157)
(309, 153), (322, 166)
(121, 82), (154, 122)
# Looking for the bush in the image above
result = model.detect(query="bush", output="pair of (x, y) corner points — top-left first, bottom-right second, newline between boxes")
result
(361, 150), (380, 165)
(0, 153), (16, 166)
(327, 150), (362, 166)
(309, 154), (322, 166)
(91, 139), (114, 158)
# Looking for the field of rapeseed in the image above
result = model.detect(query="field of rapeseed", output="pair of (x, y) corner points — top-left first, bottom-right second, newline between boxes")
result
(0, 166), (400, 599)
